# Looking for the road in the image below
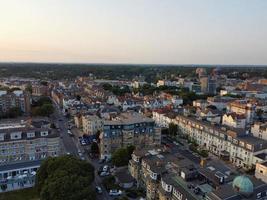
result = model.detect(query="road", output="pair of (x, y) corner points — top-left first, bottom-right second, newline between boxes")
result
(52, 103), (111, 200)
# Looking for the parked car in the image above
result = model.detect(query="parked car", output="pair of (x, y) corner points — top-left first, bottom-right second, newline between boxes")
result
(100, 171), (110, 177)
(81, 140), (87, 146)
(95, 186), (102, 194)
(109, 189), (122, 196)
(67, 130), (73, 136)
(103, 165), (109, 172)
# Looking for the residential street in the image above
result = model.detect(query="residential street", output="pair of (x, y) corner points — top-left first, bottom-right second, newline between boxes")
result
(52, 103), (112, 200)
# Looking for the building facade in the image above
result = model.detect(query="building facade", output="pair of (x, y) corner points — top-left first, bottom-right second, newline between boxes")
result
(100, 113), (161, 159)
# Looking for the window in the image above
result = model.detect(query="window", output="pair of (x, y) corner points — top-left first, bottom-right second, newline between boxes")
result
(41, 131), (49, 137)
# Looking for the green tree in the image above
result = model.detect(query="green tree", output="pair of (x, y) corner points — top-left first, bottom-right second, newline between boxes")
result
(256, 109), (264, 120)
(32, 104), (54, 117)
(90, 142), (99, 155)
(168, 123), (178, 138)
(25, 84), (33, 94)
(36, 155), (95, 200)
(112, 145), (135, 167)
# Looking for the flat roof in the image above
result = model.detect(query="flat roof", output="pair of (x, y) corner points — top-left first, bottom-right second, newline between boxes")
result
(0, 160), (42, 172)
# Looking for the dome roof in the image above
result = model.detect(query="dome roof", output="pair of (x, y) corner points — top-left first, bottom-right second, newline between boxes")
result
(232, 176), (254, 197)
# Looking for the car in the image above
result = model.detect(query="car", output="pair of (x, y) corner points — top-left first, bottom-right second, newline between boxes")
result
(68, 130), (74, 137)
(66, 152), (71, 155)
(95, 186), (102, 194)
(80, 156), (85, 160)
(103, 165), (109, 172)
(109, 189), (122, 196)
(81, 140), (87, 146)
(100, 171), (110, 177)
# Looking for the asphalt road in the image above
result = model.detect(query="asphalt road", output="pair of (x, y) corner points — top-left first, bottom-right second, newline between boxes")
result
(52, 103), (112, 200)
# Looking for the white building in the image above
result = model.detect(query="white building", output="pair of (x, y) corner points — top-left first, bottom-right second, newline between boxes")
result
(251, 122), (267, 140)
(174, 115), (267, 169)
(222, 113), (246, 129)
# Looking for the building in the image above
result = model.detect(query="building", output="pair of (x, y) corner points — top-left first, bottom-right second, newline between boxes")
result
(198, 108), (221, 124)
(255, 161), (267, 184)
(200, 75), (216, 94)
(174, 114), (267, 169)
(193, 99), (208, 109)
(99, 112), (161, 159)
(32, 84), (48, 96)
(207, 96), (235, 111)
(0, 119), (61, 190)
(222, 113), (246, 129)
(129, 147), (267, 200)
(82, 115), (103, 135)
(152, 109), (177, 128)
(0, 122), (61, 164)
(251, 122), (267, 140)
(0, 90), (31, 114)
(227, 100), (256, 124)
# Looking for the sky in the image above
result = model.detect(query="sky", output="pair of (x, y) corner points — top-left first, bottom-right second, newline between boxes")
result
(0, 0), (267, 65)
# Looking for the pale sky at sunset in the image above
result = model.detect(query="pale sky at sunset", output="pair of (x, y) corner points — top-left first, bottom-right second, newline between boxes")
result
(0, 0), (267, 65)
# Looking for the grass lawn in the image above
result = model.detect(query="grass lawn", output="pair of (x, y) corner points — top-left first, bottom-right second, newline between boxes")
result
(0, 187), (39, 200)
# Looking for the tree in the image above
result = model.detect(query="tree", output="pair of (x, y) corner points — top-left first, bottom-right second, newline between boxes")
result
(36, 155), (95, 200)
(95, 130), (101, 143)
(112, 145), (135, 167)
(168, 123), (178, 138)
(91, 142), (99, 155)
(32, 104), (54, 117)
(76, 95), (81, 101)
(256, 109), (264, 120)
(25, 84), (32, 94)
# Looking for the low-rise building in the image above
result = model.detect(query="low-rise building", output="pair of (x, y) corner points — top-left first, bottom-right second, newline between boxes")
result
(222, 113), (246, 129)
(227, 100), (256, 124)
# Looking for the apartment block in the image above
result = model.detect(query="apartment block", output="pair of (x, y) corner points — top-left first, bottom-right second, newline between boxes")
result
(82, 115), (103, 135)
(100, 113), (161, 159)
(0, 90), (31, 114)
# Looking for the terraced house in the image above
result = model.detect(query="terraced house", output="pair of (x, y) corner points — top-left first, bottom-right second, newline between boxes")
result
(175, 115), (267, 170)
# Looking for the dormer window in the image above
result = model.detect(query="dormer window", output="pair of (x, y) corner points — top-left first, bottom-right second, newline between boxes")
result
(41, 131), (49, 137)
(150, 172), (157, 180)
(0, 133), (5, 141)
(11, 132), (22, 140)
(27, 132), (35, 138)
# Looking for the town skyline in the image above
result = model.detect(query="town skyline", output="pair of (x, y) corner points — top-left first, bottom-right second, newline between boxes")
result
(1, 0), (267, 65)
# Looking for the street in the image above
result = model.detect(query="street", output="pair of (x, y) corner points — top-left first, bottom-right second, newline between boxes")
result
(52, 103), (112, 200)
